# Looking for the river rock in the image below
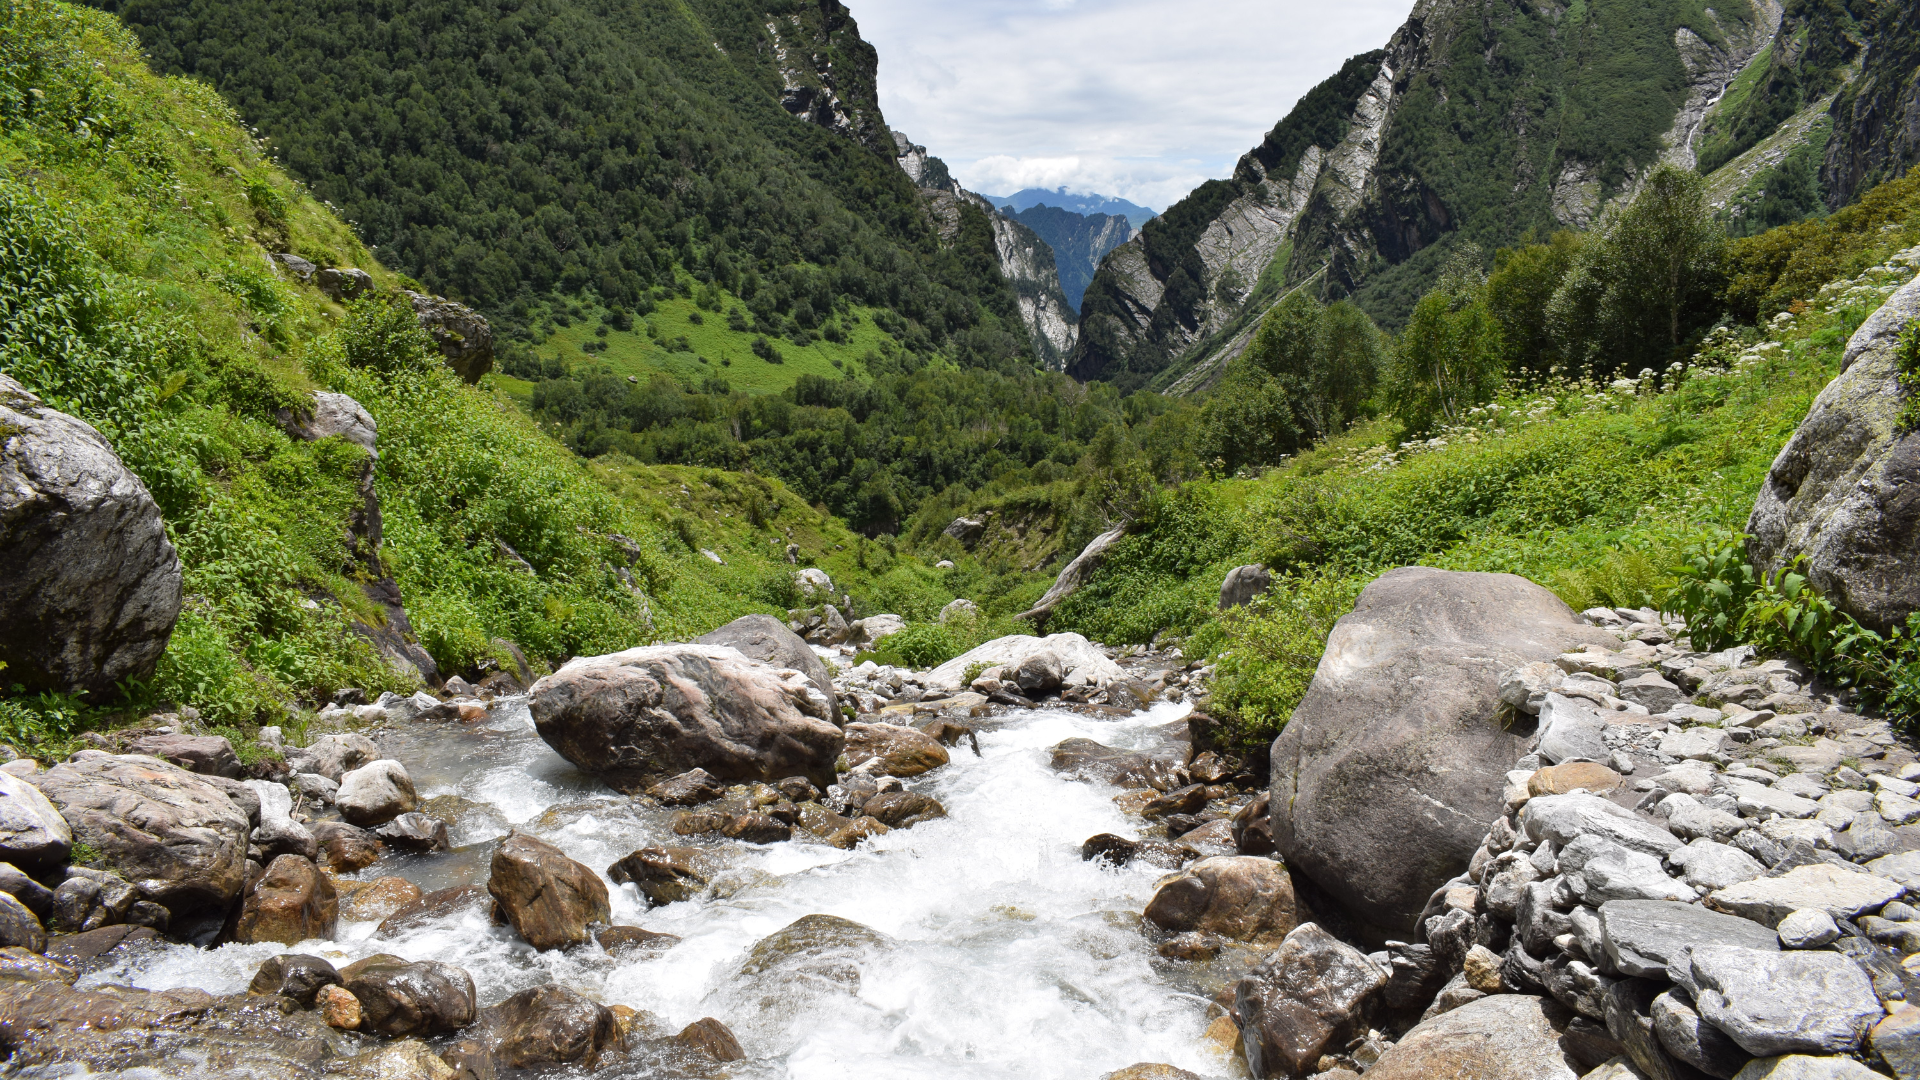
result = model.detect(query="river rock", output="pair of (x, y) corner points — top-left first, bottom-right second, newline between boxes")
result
(376, 884), (490, 937)
(0, 773), (71, 869)
(676, 1016), (747, 1061)
(1653, 988), (1753, 1079)
(1777, 909), (1842, 949)
(607, 845), (711, 907)
(597, 925), (680, 955)
(1530, 761), (1624, 796)
(1747, 270), (1920, 634)
(1269, 568), (1615, 935)
(41, 923), (160, 974)
(1220, 564), (1273, 609)
(286, 733), (379, 783)
(696, 613), (835, 700)
(1049, 739), (1175, 789)
(1600, 899), (1780, 982)
(1524, 794), (1684, 857)
(0, 374), (182, 697)
(340, 953), (477, 1037)
(1144, 856), (1298, 943)
(231, 855), (337, 945)
(488, 832), (610, 951)
(1561, 835), (1693, 905)
(443, 983), (619, 1074)
(338, 876), (423, 923)
(0, 980), (339, 1074)
(843, 723), (950, 777)
(123, 734), (242, 779)
(30, 753), (249, 915)
(1731, 1057), (1885, 1079)
(529, 644), (843, 791)
(372, 812), (450, 853)
(247, 953), (341, 1006)
(1539, 693), (1611, 764)
(646, 768), (725, 806)
(1870, 1008), (1920, 1080)
(923, 632), (1125, 692)
(1668, 839), (1765, 892)
(1233, 922), (1386, 1078)
(1689, 945), (1881, 1056)
(1706, 864), (1906, 927)
(335, 760), (417, 827)
(245, 780), (316, 862)
(0, 863), (53, 919)
(861, 790), (947, 829)
(1377, 995), (1582, 1078)
(0, 893), (44, 953)
(312, 821), (379, 872)
(0, 948), (74, 985)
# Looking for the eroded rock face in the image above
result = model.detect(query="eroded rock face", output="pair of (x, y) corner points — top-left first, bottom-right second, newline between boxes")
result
(697, 614), (835, 700)
(1748, 271), (1920, 633)
(528, 644), (843, 792)
(0, 375), (182, 696)
(488, 832), (610, 951)
(1269, 567), (1616, 935)
(30, 753), (250, 915)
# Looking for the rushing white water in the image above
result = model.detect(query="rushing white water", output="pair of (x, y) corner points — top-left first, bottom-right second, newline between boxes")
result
(85, 698), (1235, 1078)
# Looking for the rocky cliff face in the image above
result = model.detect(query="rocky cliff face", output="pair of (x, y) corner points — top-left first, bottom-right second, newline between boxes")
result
(1070, 0), (1785, 388)
(761, 1), (893, 158)
(1823, 0), (1920, 207)
(893, 132), (1078, 368)
(1009, 205), (1133, 312)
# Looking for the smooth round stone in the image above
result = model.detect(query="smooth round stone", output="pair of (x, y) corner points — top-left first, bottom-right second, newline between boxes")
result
(1528, 761), (1624, 796)
(1778, 908), (1842, 949)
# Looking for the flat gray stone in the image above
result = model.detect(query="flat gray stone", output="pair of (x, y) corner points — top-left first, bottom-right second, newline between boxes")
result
(1723, 778), (1821, 820)
(1668, 839), (1765, 892)
(1708, 864), (1906, 928)
(1661, 728), (1732, 762)
(1690, 946), (1881, 1056)
(1600, 899), (1779, 982)
(1868, 850), (1920, 891)
(1526, 794), (1683, 857)
(1562, 835), (1692, 905)
(1541, 693), (1610, 764)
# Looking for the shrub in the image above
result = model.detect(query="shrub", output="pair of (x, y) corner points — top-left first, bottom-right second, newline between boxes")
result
(1663, 530), (1761, 651)
(1203, 573), (1365, 752)
(870, 623), (960, 669)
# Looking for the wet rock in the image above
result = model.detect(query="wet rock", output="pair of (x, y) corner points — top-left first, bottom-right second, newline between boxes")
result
(1870, 1007), (1920, 1080)
(1653, 988), (1752, 1079)
(1690, 945), (1881, 1056)
(0, 774), (71, 871)
(1601, 899), (1779, 982)
(0, 864), (52, 920)
(1232, 792), (1275, 856)
(488, 832), (610, 951)
(0, 980), (337, 1074)
(232, 855), (337, 945)
(1233, 922), (1385, 1078)
(776, 777), (820, 803)
(247, 953), (341, 1006)
(0, 947), (74, 985)
(529, 644), (843, 791)
(30, 753), (249, 915)
(336, 759), (418, 827)
(645, 768), (725, 807)
(0, 375), (182, 698)
(675, 1016), (746, 1061)
(1707, 864), (1906, 927)
(825, 815), (889, 850)
(245, 780), (316, 863)
(124, 734), (241, 778)
(41, 924), (160, 974)
(1270, 568), (1616, 936)
(372, 812), (450, 853)
(597, 925), (681, 955)
(340, 953), (477, 1037)
(339, 876), (424, 923)
(348, 1038), (450, 1078)
(377, 884), (490, 937)
(719, 812), (792, 844)
(312, 821), (379, 872)
(1144, 856), (1298, 943)
(283, 733), (379, 783)
(0, 893), (44, 953)
(288, 773), (337, 806)
(608, 846), (711, 907)
(1049, 739), (1174, 789)
(697, 613), (835, 700)
(1366, 993), (1580, 1079)
(51, 866), (136, 933)
(1143, 784), (1209, 819)
(735, 914), (893, 1008)
(861, 790), (947, 829)
(843, 723), (950, 777)
(445, 983), (620, 1075)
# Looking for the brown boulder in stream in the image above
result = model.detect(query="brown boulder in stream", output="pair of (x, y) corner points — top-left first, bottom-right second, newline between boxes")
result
(231, 855), (336, 945)
(1145, 856), (1299, 943)
(443, 983), (620, 1075)
(0, 980), (337, 1074)
(528, 644), (843, 792)
(607, 846), (710, 907)
(340, 953), (477, 1037)
(488, 832), (610, 951)
(843, 723), (950, 777)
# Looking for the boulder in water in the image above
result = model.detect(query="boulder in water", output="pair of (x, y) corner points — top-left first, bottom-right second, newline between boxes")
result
(488, 832), (610, 951)
(245, 780), (316, 863)
(340, 953), (476, 1037)
(0, 980), (339, 1074)
(528, 644), (843, 792)
(285, 734), (379, 783)
(607, 845), (712, 907)
(1144, 856), (1299, 943)
(645, 768), (726, 807)
(372, 812), (449, 853)
(1234, 922), (1387, 1079)
(675, 1016), (746, 1061)
(861, 790), (947, 829)
(231, 855), (337, 945)
(247, 953), (341, 1006)
(312, 821), (379, 872)
(336, 760), (417, 827)
(842, 723), (949, 777)
(0, 375), (182, 697)
(30, 753), (250, 916)
(697, 613), (834, 700)
(443, 983), (620, 1075)
(1269, 567), (1615, 936)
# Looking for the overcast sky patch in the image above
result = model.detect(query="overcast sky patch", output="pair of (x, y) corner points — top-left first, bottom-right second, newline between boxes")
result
(853, 0), (1412, 210)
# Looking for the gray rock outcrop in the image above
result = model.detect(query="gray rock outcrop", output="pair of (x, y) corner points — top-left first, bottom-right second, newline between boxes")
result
(1268, 567), (1616, 935)
(1747, 270), (1920, 633)
(405, 291), (494, 383)
(528, 644), (843, 791)
(0, 773), (72, 869)
(0, 375), (182, 696)
(697, 613), (834, 700)
(1220, 565), (1273, 609)
(1017, 527), (1127, 628)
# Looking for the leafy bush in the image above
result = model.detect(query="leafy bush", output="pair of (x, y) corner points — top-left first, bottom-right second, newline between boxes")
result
(1899, 321), (1920, 432)
(869, 623), (961, 670)
(1663, 530), (1761, 651)
(1203, 574), (1365, 751)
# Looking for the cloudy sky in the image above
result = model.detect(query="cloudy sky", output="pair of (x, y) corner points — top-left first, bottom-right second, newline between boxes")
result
(853, 0), (1413, 211)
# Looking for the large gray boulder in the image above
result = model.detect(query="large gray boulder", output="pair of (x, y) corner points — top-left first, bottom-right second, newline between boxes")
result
(1747, 271), (1920, 633)
(0, 375), (182, 696)
(0, 773), (72, 869)
(528, 644), (843, 792)
(1220, 564), (1273, 609)
(405, 291), (493, 383)
(1269, 567), (1616, 936)
(29, 753), (250, 915)
(697, 614), (834, 700)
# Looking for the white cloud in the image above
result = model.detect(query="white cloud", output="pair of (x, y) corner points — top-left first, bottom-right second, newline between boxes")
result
(853, 0), (1412, 210)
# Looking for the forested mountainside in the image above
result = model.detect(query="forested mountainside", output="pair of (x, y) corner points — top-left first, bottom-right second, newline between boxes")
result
(1010, 204), (1134, 312)
(89, 0), (1041, 382)
(1071, 0), (1920, 393)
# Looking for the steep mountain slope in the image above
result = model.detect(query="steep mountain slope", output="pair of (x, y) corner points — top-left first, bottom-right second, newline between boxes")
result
(1070, 0), (1785, 389)
(893, 132), (1078, 367)
(90, 0), (1037, 383)
(1009, 204), (1133, 312)
(987, 189), (1158, 230)
(1824, 0), (1920, 206)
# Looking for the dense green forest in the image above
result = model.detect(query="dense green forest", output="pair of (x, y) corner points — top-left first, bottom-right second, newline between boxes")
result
(91, 0), (1037, 376)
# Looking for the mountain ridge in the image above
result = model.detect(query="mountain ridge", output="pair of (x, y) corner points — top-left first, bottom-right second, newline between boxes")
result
(982, 188), (1158, 230)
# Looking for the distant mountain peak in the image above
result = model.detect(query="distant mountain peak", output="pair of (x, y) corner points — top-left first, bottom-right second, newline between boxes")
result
(979, 189), (1157, 230)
